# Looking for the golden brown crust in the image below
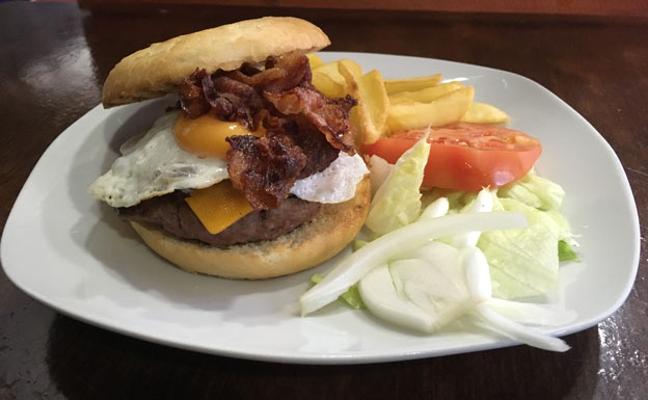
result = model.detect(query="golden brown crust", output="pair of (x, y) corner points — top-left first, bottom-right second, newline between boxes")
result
(102, 17), (330, 107)
(129, 177), (370, 280)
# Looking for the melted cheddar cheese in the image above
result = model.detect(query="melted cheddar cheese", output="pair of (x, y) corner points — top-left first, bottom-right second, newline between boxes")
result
(185, 181), (253, 235)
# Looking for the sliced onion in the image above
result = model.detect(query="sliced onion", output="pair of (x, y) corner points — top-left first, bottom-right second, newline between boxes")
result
(390, 258), (472, 331)
(451, 188), (494, 248)
(300, 212), (527, 315)
(486, 298), (577, 326)
(473, 303), (570, 352)
(461, 245), (493, 302)
(410, 241), (458, 266)
(418, 197), (450, 220)
(359, 265), (436, 332)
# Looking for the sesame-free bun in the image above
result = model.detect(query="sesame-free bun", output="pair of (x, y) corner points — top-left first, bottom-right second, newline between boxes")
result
(102, 17), (330, 107)
(129, 177), (370, 280)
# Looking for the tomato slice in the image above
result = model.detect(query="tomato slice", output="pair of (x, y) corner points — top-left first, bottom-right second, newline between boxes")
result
(362, 123), (542, 191)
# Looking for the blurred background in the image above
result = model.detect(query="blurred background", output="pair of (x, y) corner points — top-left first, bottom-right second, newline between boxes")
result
(4, 0), (647, 17)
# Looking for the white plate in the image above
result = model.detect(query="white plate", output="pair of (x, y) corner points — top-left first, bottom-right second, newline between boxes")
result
(1, 52), (640, 364)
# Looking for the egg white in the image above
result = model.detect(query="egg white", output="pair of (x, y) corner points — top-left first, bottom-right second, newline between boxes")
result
(91, 112), (229, 208)
(290, 151), (368, 203)
(91, 112), (368, 208)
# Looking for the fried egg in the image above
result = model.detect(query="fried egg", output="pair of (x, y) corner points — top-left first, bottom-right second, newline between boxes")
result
(91, 111), (368, 208)
(91, 112), (229, 208)
(290, 151), (368, 203)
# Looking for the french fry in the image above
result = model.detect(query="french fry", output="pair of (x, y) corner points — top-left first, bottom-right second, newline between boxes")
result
(460, 102), (510, 124)
(313, 62), (346, 87)
(389, 82), (465, 104)
(360, 70), (390, 143)
(313, 59), (362, 90)
(337, 59), (363, 78)
(306, 53), (325, 69)
(384, 74), (442, 94)
(338, 61), (389, 144)
(312, 70), (346, 98)
(313, 58), (503, 139)
(388, 86), (474, 131)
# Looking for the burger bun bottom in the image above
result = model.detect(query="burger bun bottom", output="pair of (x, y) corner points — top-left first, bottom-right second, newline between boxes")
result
(129, 176), (370, 280)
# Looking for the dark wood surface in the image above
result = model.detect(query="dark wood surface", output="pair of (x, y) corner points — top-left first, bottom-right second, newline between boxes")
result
(1, 3), (647, 399)
(78, 0), (648, 18)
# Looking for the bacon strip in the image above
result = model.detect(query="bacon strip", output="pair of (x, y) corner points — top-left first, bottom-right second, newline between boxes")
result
(264, 87), (356, 153)
(177, 52), (357, 209)
(178, 69), (210, 118)
(226, 134), (307, 209)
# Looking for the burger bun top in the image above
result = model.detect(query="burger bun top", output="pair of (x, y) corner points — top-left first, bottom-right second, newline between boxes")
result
(102, 17), (330, 107)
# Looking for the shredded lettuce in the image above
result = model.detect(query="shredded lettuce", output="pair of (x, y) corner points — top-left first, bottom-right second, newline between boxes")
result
(497, 171), (577, 247)
(387, 167), (577, 300)
(418, 173), (578, 299)
(365, 156), (577, 300)
(365, 133), (430, 236)
(310, 273), (323, 285)
(353, 239), (369, 251)
(310, 274), (365, 309)
(478, 197), (561, 299)
(367, 155), (394, 195)
(423, 188), (470, 211)
(340, 285), (365, 309)
(545, 209), (578, 247)
(498, 170), (565, 211)
(302, 150), (576, 351)
(558, 240), (579, 262)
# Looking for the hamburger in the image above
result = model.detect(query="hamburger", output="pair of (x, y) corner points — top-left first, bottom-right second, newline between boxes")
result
(90, 17), (371, 279)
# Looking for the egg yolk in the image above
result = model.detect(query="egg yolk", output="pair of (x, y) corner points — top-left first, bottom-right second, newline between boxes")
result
(174, 113), (262, 158)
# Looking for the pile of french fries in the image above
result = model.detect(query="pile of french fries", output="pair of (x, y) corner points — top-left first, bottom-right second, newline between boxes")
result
(307, 54), (510, 145)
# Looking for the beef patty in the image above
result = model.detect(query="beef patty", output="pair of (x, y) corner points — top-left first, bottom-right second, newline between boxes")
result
(118, 191), (321, 247)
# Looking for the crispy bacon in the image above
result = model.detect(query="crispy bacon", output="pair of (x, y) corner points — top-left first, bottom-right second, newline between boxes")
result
(262, 52), (312, 93)
(226, 134), (307, 209)
(222, 68), (287, 88)
(178, 69), (210, 118)
(264, 87), (356, 153)
(275, 118), (340, 178)
(206, 76), (264, 128)
(177, 52), (357, 209)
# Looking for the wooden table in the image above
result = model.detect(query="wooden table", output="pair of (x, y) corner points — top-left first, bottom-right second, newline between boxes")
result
(1, 3), (646, 399)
